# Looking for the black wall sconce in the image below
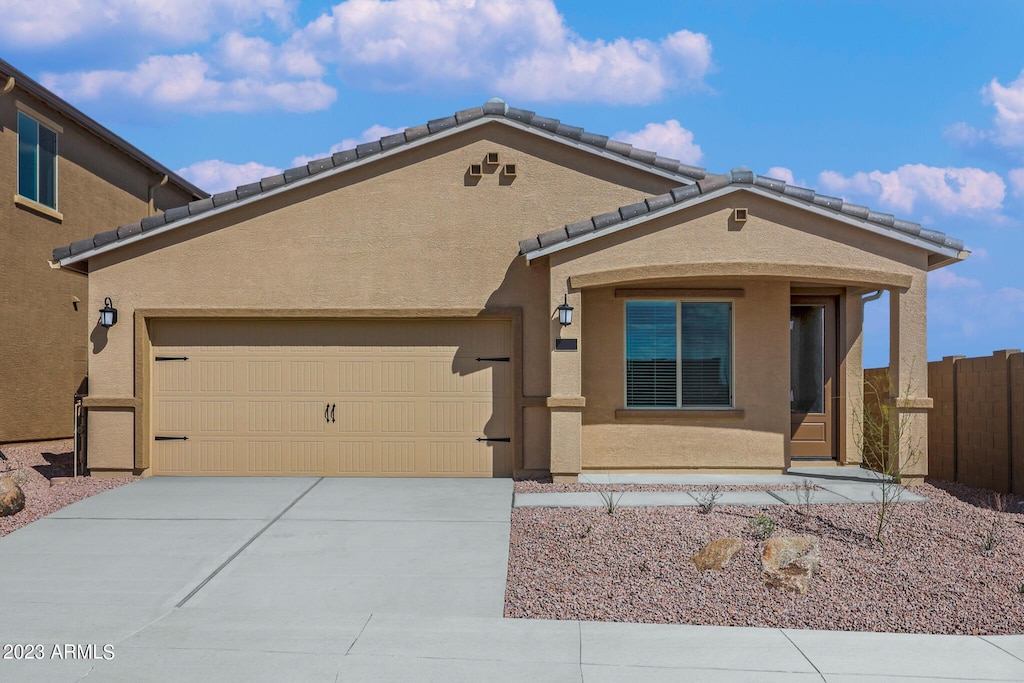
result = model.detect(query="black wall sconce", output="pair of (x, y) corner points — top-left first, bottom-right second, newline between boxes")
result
(557, 294), (574, 326)
(99, 297), (118, 328)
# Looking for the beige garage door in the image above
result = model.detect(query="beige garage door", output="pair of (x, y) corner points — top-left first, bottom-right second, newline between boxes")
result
(149, 319), (513, 477)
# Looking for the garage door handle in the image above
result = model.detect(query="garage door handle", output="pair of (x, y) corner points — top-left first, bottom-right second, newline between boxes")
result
(325, 404), (329, 423)
(155, 436), (189, 441)
(476, 357), (510, 362)
(476, 437), (510, 442)
(330, 403), (336, 423)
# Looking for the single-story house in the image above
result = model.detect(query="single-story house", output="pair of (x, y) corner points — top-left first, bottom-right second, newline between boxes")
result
(0, 58), (206, 445)
(52, 99), (965, 481)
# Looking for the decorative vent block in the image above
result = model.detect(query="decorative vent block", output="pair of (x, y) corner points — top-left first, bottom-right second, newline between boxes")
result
(485, 152), (500, 165)
(734, 208), (748, 222)
(503, 163), (517, 177)
(468, 163), (483, 177)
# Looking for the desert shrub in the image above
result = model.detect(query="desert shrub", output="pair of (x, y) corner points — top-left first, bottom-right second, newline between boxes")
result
(748, 514), (776, 540)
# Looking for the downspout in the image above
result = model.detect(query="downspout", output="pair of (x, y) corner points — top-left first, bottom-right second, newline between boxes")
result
(148, 174), (168, 216)
(861, 289), (883, 303)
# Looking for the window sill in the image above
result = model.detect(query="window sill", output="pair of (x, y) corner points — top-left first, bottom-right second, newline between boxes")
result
(14, 194), (63, 222)
(615, 408), (745, 420)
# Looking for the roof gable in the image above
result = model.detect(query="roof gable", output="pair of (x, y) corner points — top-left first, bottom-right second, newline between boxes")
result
(518, 168), (966, 268)
(53, 99), (706, 269)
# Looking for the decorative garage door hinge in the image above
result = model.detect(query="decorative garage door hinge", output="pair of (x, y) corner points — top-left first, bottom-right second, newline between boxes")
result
(154, 436), (189, 441)
(476, 437), (511, 442)
(475, 357), (510, 362)
(155, 356), (189, 361)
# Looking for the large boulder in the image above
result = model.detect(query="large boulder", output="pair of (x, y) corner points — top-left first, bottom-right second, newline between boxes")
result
(691, 537), (743, 571)
(0, 476), (25, 517)
(762, 536), (820, 594)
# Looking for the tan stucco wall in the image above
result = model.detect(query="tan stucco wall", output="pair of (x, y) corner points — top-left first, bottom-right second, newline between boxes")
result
(547, 191), (930, 472)
(84, 122), (678, 474)
(0, 87), (194, 443)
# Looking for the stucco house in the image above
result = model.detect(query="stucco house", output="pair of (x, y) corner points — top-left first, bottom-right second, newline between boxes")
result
(0, 58), (206, 444)
(52, 99), (965, 482)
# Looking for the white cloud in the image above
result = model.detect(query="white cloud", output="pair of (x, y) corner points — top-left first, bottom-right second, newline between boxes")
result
(614, 120), (703, 164)
(817, 165), (1006, 215)
(42, 54), (336, 113)
(765, 166), (795, 184)
(297, 0), (712, 103)
(931, 284), (1024, 339)
(929, 269), (981, 290)
(1009, 168), (1024, 197)
(0, 0), (294, 49)
(291, 124), (405, 167)
(178, 159), (282, 194)
(946, 69), (1024, 152)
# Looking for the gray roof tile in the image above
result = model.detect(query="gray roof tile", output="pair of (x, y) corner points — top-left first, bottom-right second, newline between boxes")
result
(212, 190), (238, 207)
(188, 197), (215, 215)
(646, 193), (675, 212)
(70, 238), (95, 255)
(697, 174), (730, 194)
(653, 156), (681, 171)
(355, 141), (382, 158)
(283, 166), (310, 183)
(307, 157), (334, 174)
(754, 175), (786, 192)
(628, 148), (657, 164)
(505, 107), (535, 124)
(619, 201), (649, 221)
(537, 226), (568, 247)
(565, 219), (596, 238)
(730, 169), (755, 184)
(455, 107), (484, 124)
(260, 174), (286, 192)
(812, 194), (843, 211)
(483, 98), (508, 115)
(866, 210), (895, 227)
(518, 236), (541, 253)
(783, 185), (815, 201)
(140, 213), (167, 231)
(531, 115), (560, 132)
(92, 229), (119, 247)
(678, 164), (706, 180)
(403, 124), (430, 143)
(592, 211), (622, 230)
(116, 222), (142, 239)
(579, 131), (609, 147)
(331, 149), (358, 166)
(604, 140), (633, 156)
(839, 202), (870, 219)
(52, 245), (71, 261)
(236, 182), (262, 199)
(426, 116), (458, 134)
(163, 206), (190, 222)
(380, 132), (406, 151)
(555, 123), (584, 140)
(671, 185), (701, 202)
(892, 218), (922, 235)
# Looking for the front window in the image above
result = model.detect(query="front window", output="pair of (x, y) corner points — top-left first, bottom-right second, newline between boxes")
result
(18, 111), (58, 209)
(625, 300), (732, 408)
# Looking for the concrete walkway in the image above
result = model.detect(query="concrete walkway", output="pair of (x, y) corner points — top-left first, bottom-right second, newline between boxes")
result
(3, 475), (1023, 682)
(515, 467), (930, 508)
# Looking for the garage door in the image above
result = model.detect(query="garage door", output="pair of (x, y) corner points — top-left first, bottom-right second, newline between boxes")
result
(149, 319), (513, 477)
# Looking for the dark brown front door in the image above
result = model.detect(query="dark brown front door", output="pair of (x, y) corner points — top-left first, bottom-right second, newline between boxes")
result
(790, 296), (837, 458)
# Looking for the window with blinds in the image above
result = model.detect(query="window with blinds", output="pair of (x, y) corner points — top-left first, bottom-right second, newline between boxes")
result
(625, 301), (732, 408)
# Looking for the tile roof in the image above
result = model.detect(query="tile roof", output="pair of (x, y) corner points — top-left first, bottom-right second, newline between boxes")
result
(518, 167), (965, 257)
(53, 98), (707, 264)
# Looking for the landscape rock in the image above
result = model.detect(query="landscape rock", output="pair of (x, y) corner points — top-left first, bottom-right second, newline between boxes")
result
(690, 537), (743, 571)
(762, 535), (820, 594)
(0, 476), (26, 516)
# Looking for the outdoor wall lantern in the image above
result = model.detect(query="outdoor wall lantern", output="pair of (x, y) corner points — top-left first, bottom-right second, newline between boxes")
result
(557, 294), (574, 327)
(99, 297), (118, 328)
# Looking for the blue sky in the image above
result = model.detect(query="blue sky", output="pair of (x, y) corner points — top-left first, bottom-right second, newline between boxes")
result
(5, 0), (1024, 367)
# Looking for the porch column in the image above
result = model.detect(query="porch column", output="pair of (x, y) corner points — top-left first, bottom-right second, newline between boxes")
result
(843, 289), (864, 466)
(887, 274), (932, 482)
(549, 268), (584, 482)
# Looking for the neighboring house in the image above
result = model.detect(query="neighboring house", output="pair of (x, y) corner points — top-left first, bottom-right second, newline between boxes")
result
(52, 99), (965, 482)
(0, 59), (206, 445)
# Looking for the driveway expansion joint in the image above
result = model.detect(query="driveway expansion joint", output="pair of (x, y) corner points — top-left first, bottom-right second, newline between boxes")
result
(174, 477), (324, 608)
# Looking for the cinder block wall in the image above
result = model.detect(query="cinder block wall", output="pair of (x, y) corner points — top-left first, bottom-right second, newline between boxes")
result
(868, 349), (1024, 493)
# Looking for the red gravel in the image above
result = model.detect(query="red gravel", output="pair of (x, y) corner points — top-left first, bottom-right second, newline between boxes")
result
(0, 439), (135, 537)
(505, 480), (1024, 634)
(515, 480), (817, 493)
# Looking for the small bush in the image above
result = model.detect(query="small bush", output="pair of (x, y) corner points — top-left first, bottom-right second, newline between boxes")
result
(796, 479), (815, 512)
(748, 514), (776, 541)
(599, 490), (624, 515)
(694, 486), (723, 515)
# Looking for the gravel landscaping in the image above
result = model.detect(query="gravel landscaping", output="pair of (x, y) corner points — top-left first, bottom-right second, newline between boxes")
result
(514, 479), (818, 493)
(505, 479), (1024, 634)
(0, 439), (135, 537)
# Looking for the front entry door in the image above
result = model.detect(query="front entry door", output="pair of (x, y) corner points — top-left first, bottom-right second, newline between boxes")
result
(790, 296), (837, 458)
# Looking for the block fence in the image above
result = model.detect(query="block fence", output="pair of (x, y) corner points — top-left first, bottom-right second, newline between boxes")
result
(866, 350), (1024, 494)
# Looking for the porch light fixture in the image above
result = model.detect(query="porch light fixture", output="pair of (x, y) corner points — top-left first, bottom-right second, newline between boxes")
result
(98, 297), (118, 328)
(557, 294), (574, 326)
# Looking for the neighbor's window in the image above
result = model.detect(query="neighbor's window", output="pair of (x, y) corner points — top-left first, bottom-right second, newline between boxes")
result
(18, 111), (58, 209)
(625, 301), (732, 408)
